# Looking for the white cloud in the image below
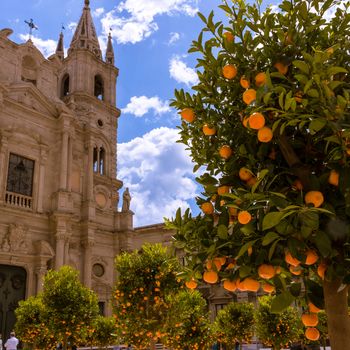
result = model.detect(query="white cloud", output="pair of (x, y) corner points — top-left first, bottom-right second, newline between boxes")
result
(168, 32), (180, 45)
(100, 0), (198, 44)
(169, 56), (198, 86)
(19, 34), (57, 57)
(67, 21), (77, 33)
(93, 7), (105, 18)
(118, 127), (198, 226)
(122, 96), (170, 117)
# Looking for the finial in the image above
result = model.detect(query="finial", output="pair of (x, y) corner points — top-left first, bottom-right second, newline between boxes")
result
(24, 18), (38, 40)
(85, 0), (90, 6)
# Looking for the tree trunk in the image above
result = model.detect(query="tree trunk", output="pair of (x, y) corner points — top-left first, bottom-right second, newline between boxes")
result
(323, 279), (350, 350)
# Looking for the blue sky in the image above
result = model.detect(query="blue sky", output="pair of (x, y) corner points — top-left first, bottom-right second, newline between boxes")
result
(0, 0), (285, 226)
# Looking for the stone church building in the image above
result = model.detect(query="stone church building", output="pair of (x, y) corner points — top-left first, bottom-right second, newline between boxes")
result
(0, 0), (235, 339)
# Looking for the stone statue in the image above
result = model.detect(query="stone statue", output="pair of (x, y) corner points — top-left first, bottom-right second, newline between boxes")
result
(122, 188), (131, 212)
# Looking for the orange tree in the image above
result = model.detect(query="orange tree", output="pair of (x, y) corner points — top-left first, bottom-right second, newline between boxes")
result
(112, 243), (183, 349)
(167, 1), (350, 349)
(255, 295), (302, 350)
(162, 290), (212, 350)
(90, 316), (117, 349)
(212, 301), (254, 349)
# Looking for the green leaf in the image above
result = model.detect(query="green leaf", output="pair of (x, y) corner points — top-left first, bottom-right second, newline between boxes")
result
(217, 224), (228, 240)
(262, 232), (280, 246)
(307, 89), (319, 98)
(293, 60), (309, 74)
(236, 239), (258, 259)
(262, 212), (285, 230)
(327, 67), (348, 76)
(271, 292), (295, 313)
(309, 118), (327, 134)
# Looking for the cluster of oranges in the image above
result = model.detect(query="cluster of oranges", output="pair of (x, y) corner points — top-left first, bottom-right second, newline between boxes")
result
(303, 302), (322, 340)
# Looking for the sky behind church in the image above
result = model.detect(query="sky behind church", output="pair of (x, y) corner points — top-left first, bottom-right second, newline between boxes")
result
(3, 0), (340, 226)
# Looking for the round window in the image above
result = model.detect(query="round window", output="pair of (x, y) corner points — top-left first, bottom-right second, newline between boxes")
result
(97, 119), (104, 127)
(92, 263), (105, 277)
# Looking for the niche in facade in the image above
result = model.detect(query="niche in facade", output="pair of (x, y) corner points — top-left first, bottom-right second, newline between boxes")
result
(21, 55), (37, 85)
(61, 74), (70, 98)
(94, 75), (104, 100)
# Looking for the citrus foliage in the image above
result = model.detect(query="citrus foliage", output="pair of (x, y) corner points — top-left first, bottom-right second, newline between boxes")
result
(213, 301), (254, 347)
(255, 296), (302, 350)
(90, 316), (117, 349)
(168, 0), (350, 312)
(163, 290), (212, 350)
(112, 243), (184, 349)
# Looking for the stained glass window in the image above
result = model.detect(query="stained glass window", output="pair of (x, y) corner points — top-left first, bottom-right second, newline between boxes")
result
(6, 153), (35, 196)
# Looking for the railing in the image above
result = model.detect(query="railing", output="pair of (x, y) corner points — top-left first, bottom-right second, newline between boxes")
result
(5, 191), (32, 209)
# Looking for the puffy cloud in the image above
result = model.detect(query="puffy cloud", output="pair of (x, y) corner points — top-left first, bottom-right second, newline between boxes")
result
(118, 127), (199, 226)
(168, 32), (180, 45)
(19, 34), (57, 57)
(92, 7), (105, 18)
(67, 21), (77, 33)
(122, 96), (170, 117)
(169, 56), (198, 86)
(100, 0), (198, 44)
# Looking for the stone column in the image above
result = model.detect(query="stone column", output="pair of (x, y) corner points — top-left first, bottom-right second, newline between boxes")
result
(67, 135), (73, 192)
(86, 141), (94, 201)
(35, 266), (47, 293)
(64, 238), (70, 265)
(82, 239), (94, 288)
(60, 130), (69, 190)
(37, 148), (47, 213)
(55, 231), (66, 269)
(0, 134), (8, 203)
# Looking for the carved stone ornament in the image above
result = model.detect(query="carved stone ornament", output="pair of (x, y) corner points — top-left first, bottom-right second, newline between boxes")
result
(1, 223), (28, 253)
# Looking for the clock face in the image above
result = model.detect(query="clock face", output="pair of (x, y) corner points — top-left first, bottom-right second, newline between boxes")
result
(6, 153), (35, 196)
(92, 263), (105, 277)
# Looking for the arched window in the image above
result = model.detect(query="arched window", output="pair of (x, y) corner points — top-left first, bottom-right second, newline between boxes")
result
(21, 55), (37, 85)
(94, 75), (104, 100)
(61, 74), (70, 98)
(99, 147), (105, 175)
(93, 146), (106, 175)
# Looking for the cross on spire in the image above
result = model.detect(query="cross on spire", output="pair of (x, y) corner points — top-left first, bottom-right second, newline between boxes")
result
(24, 18), (38, 39)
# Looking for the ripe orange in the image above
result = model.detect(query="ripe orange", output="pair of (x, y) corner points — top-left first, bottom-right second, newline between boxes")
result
(180, 108), (195, 122)
(238, 211), (252, 224)
(217, 256), (227, 266)
(301, 313), (319, 327)
(308, 302), (322, 313)
(248, 112), (265, 129)
(295, 91), (303, 103)
(240, 76), (250, 89)
(305, 191), (324, 208)
(223, 32), (234, 43)
(236, 279), (247, 291)
(328, 169), (339, 186)
(285, 251), (300, 267)
(203, 124), (216, 136)
(219, 145), (232, 159)
(239, 167), (253, 181)
(217, 185), (230, 195)
(226, 260), (236, 269)
(242, 116), (249, 128)
(262, 283), (275, 293)
(243, 89), (256, 105)
(292, 179), (303, 191)
(289, 265), (302, 275)
(257, 127), (273, 143)
(274, 62), (288, 75)
(206, 259), (221, 271)
(223, 279), (237, 292)
(317, 263), (327, 279)
(201, 202), (214, 215)
(305, 250), (318, 265)
(305, 327), (320, 341)
(258, 264), (276, 279)
(243, 278), (260, 292)
(246, 177), (257, 187)
(203, 270), (218, 284)
(185, 279), (197, 289)
(255, 72), (267, 87)
(228, 207), (238, 216)
(222, 64), (238, 80)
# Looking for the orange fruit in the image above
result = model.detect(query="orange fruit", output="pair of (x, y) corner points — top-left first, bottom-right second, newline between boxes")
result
(217, 256), (227, 266)
(302, 313), (319, 327)
(219, 145), (232, 159)
(242, 116), (249, 128)
(239, 167), (253, 181)
(222, 64), (238, 79)
(305, 250), (318, 265)
(317, 263), (327, 279)
(203, 270), (218, 284)
(238, 211), (252, 224)
(295, 91), (303, 103)
(240, 76), (250, 89)
(180, 108), (195, 122)
(203, 124), (216, 136)
(289, 265), (302, 275)
(285, 251), (300, 267)
(248, 112), (265, 129)
(217, 185), (230, 195)
(275, 266), (282, 274)
(243, 278), (260, 292)
(305, 328), (320, 341)
(226, 260), (236, 269)
(257, 127), (273, 143)
(305, 191), (324, 208)
(228, 207), (238, 216)
(201, 202), (214, 215)
(223, 279), (237, 292)
(223, 32), (234, 43)
(206, 259), (221, 271)
(308, 302), (322, 313)
(262, 283), (275, 293)
(258, 264), (276, 279)
(243, 89), (256, 105)
(185, 279), (197, 289)
(246, 177), (257, 187)
(274, 62), (288, 75)
(247, 246), (253, 256)
(255, 72), (267, 87)
(292, 179), (303, 191)
(236, 279), (247, 291)
(328, 169), (339, 186)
